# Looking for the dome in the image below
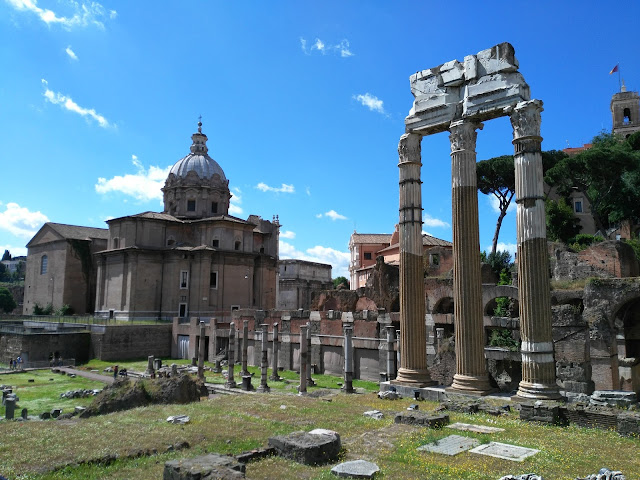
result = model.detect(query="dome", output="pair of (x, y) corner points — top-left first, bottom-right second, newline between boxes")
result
(168, 122), (227, 182)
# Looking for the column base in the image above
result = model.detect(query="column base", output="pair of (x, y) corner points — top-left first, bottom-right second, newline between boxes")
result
(447, 374), (494, 396)
(512, 381), (563, 401)
(392, 367), (435, 388)
(257, 384), (270, 393)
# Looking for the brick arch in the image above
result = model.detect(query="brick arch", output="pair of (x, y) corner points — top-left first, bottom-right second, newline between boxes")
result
(482, 285), (519, 317)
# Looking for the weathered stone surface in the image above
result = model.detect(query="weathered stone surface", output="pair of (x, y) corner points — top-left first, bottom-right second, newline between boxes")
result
(499, 475), (543, 480)
(590, 390), (637, 408)
(163, 453), (245, 479)
(447, 422), (504, 434)
(363, 410), (384, 420)
(331, 460), (379, 479)
(470, 442), (539, 462)
(617, 413), (640, 437)
(417, 434), (479, 456)
(576, 467), (627, 480)
(394, 412), (449, 428)
(520, 404), (562, 425)
(268, 430), (341, 465)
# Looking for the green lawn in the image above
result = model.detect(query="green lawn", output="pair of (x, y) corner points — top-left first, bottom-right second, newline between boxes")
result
(0, 367), (639, 480)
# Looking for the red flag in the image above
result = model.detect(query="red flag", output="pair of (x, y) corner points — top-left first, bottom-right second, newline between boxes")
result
(609, 64), (619, 74)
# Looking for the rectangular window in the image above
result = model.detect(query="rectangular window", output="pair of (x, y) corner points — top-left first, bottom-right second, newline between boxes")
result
(40, 255), (48, 275)
(430, 253), (440, 266)
(231, 305), (240, 311)
(211, 202), (218, 214)
(234, 241), (241, 251)
(364, 252), (372, 260)
(212, 239), (219, 248)
(180, 270), (189, 289)
(187, 200), (196, 212)
(574, 199), (583, 213)
(179, 303), (187, 318)
(210, 271), (218, 289)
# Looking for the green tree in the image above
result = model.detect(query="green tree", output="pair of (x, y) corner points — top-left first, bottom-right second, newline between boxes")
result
(0, 263), (8, 282)
(545, 198), (582, 243)
(332, 276), (349, 289)
(545, 132), (640, 232)
(1, 250), (10, 261)
(480, 250), (513, 285)
(0, 287), (16, 313)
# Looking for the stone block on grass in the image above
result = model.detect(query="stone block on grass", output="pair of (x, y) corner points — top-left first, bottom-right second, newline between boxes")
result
(394, 412), (449, 428)
(268, 429), (341, 465)
(331, 459), (380, 478)
(163, 453), (245, 479)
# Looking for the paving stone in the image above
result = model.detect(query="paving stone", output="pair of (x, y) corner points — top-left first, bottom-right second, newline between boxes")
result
(163, 453), (245, 479)
(417, 435), (479, 456)
(446, 422), (505, 434)
(470, 442), (539, 462)
(331, 459), (380, 478)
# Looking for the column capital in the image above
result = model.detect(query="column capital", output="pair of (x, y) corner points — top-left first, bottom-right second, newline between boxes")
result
(509, 99), (543, 140)
(448, 120), (483, 152)
(398, 133), (422, 164)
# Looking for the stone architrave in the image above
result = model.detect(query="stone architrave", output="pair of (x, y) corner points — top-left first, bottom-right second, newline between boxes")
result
(343, 324), (354, 393)
(257, 324), (270, 393)
(509, 100), (560, 400)
(446, 120), (492, 395)
(393, 133), (434, 387)
(299, 324), (308, 394)
(270, 323), (280, 381)
(225, 322), (237, 388)
(197, 321), (206, 381)
(241, 319), (250, 377)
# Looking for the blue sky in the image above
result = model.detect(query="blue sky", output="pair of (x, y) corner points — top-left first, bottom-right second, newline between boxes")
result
(1, 1), (638, 278)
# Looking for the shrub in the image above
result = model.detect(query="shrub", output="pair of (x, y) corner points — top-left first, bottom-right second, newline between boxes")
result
(569, 233), (604, 251)
(33, 303), (54, 315)
(493, 296), (511, 317)
(488, 328), (519, 351)
(55, 304), (74, 316)
(0, 287), (16, 313)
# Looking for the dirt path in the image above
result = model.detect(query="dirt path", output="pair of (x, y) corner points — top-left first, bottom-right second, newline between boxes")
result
(58, 367), (115, 385)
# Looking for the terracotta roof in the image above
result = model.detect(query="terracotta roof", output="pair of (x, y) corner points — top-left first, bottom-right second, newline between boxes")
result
(350, 233), (393, 244)
(562, 144), (592, 156)
(47, 223), (109, 240)
(376, 234), (451, 253)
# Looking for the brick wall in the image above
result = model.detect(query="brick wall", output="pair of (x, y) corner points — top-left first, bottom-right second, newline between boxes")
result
(90, 324), (172, 361)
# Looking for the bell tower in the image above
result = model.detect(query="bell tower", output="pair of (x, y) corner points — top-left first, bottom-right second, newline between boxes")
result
(611, 82), (640, 138)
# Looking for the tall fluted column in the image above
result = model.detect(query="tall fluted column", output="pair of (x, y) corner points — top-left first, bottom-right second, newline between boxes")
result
(394, 133), (433, 386)
(447, 120), (493, 395)
(510, 100), (561, 400)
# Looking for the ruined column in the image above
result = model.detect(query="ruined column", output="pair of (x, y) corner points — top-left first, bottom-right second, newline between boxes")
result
(510, 100), (560, 400)
(306, 322), (315, 386)
(270, 323), (280, 381)
(241, 319), (250, 377)
(146, 355), (155, 376)
(299, 324), (308, 394)
(343, 324), (354, 393)
(257, 324), (270, 393)
(447, 120), (493, 395)
(385, 325), (397, 380)
(212, 318), (221, 373)
(197, 320), (206, 381)
(225, 322), (237, 388)
(394, 133), (434, 386)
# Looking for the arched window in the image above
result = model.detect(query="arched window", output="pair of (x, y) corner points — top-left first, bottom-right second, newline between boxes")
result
(624, 107), (631, 124)
(40, 255), (48, 275)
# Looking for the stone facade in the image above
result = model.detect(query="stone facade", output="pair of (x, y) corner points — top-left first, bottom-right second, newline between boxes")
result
(23, 223), (108, 314)
(278, 259), (332, 310)
(611, 86), (640, 138)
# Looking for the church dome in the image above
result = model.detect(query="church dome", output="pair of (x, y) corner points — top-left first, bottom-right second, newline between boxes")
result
(168, 121), (227, 182)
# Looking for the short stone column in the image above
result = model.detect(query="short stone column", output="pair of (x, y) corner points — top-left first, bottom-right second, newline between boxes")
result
(198, 321), (206, 381)
(257, 324), (270, 393)
(447, 120), (492, 395)
(171, 363), (178, 376)
(306, 322), (315, 386)
(509, 100), (560, 400)
(225, 322), (237, 388)
(394, 133), (434, 387)
(212, 319), (221, 373)
(343, 324), (354, 393)
(5, 396), (15, 420)
(146, 355), (155, 375)
(385, 325), (397, 380)
(241, 319), (250, 377)
(299, 324), (308, 394)
(270, 323), (280, 381)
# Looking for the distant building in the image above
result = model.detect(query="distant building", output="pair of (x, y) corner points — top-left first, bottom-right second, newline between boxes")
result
(611, 83), (640, 138)
(278, 259), (332, 310)
(348, 225), (452, 289)
(1, 256), (26, 275)
(23, 223), (109, 314)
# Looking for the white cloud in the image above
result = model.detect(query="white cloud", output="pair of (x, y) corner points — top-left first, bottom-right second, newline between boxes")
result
(305, 187), (311, 196)
(0, 202), (49, 238)
(280, 230), (296, 239)
(42, 79), (112, 128)
(256, 182), (295, 194)
(492, 242), (518, 258)
(353, 93), (384, 114)
(229, 187), (243, 216)
(279, 241), (350, 278)
(95, 155), (170, 202)
(300, 37), (354, 57)
(423, 213), (450, 229)
(65, 45), (78, 60)
(317, 210), (347, 221)
(6, 0), (116, 29)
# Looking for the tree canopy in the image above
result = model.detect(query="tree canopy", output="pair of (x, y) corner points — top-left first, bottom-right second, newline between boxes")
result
(332, 276), (349, 289)
(0, 287), (16, 313)
(1, 250), (10, 261)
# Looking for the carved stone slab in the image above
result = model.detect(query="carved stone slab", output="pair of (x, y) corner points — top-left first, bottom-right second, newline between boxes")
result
(446, 422), (505, 434)
(470, 442), (539, 461)
(417, 435), (479, 456)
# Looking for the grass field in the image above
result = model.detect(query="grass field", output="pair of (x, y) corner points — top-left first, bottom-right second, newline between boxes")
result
(0, 363), (639, 480)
